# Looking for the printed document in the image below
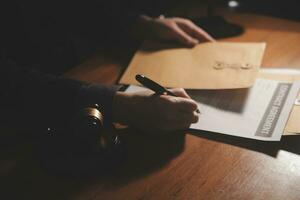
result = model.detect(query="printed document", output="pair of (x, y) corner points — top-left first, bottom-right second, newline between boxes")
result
(125, 79), (300, 141)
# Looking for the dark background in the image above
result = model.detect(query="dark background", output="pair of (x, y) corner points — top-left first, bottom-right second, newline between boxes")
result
(197, 0), (300, 21)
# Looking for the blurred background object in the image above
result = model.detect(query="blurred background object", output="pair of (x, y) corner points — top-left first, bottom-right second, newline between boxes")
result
(167, 0), (300, 38)
(221, 0), (300, 21)
(170, 0), (300, 21)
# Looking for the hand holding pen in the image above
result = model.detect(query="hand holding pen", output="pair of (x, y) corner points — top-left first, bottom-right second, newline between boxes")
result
(135, 74), (200, 113)
(112, 75), (199, 132)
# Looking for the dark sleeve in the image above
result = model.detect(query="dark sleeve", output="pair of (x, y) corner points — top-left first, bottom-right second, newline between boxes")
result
(0, 59), (116, 132)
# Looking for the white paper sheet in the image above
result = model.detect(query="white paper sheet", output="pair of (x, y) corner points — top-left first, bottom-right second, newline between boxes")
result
(124, 79), (300, 141)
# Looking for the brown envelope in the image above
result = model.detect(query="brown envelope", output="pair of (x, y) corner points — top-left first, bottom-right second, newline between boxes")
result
(120, 42), (266, 89)
(258, 70), (300, 135)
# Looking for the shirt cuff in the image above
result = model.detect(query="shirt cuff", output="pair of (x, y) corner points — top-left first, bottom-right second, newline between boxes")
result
(78, 84), (117, 128)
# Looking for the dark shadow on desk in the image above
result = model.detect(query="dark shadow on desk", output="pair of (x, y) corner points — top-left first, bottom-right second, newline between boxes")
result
(39, 127), (185, 179)
(0, 128), (185, 199)
(189, 129), (300, 157)
(102, 128), (185, 187)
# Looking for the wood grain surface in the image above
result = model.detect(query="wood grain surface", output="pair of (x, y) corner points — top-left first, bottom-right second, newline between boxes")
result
(2, 11), (300, 200)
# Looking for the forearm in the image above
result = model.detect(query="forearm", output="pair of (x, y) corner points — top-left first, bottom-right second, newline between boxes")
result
(0, 59), (116, 131)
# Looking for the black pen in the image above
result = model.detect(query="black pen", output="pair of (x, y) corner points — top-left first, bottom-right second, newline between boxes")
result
(135, 74), (200, 113)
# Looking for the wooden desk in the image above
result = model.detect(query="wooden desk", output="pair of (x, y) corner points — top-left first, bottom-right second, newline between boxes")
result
(2, 13), (300, 200)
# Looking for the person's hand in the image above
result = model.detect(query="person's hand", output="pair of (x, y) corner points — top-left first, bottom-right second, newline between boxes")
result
(136, 15), (215, 47)
(112, 88), (199, 132)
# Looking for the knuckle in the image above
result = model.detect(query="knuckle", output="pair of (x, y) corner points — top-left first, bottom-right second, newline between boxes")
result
(179, 19), (193, 26)
(184, 19), (193, 24)
(167, 20), (174, 26)
(192, 113), (199, 123)
(183, 101), (198, 111)
(192, 103), (198, 110)
(166, 20), (176, 26)
(191, 100), (198, 108)
(178, 88), (185, 92)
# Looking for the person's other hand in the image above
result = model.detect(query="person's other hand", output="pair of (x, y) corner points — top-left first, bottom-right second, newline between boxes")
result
(113, 88), (199, 133)
(137, 15), (215, 47)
